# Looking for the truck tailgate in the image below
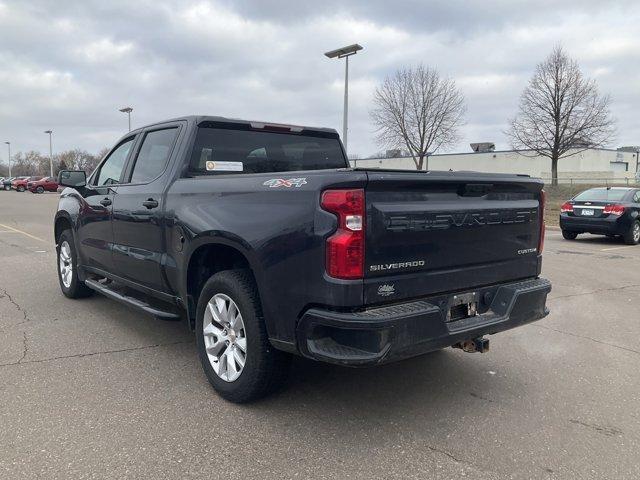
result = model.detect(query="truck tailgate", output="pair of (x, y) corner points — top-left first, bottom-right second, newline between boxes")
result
(364, 170), (543, 304)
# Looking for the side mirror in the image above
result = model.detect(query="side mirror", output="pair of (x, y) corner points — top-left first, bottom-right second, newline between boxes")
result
(58, 170), (87, 188)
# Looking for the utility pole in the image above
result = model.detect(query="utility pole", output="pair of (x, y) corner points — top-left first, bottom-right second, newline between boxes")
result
(44, 130), (53, 177)
(324, 44), (363, 154)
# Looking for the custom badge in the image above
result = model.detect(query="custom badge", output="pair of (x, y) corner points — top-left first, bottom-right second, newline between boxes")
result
(263, 178), (308, 188)
(377, 284), (395, 297)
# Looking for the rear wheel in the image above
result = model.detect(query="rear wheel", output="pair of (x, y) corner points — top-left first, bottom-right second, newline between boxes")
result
(562, 230), (578, 240)
(56, 230), (93, 298)
(623, 221), (640, 245)
(195, 269), (291, 403)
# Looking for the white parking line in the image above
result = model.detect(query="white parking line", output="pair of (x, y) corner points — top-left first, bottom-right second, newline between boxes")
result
(0, 223), (46, 243)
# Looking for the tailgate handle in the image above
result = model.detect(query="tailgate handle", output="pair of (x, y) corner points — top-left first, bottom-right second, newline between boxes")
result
(460, 184), (493, 197)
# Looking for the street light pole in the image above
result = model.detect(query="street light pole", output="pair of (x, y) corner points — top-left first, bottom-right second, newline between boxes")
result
(324, 44), (363, 154)
(4, 142), (10, 177)
(44, 130), (53, 177)
(119, 107), (133, 132)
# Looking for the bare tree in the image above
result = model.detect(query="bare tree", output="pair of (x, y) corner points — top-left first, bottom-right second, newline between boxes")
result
(507, 46), (615, 185)
(370, 65), (465, 170)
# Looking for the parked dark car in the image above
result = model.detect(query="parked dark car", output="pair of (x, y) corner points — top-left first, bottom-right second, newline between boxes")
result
(54, 115), (551, 402)
(13, 176), (42, 192)
(560, 187), (640, 244)
(28, 176), (59, 193)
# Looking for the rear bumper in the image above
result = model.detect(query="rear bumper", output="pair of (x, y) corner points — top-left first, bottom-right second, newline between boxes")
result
(296, 277), (551, 366)
(560, 214), (629, 235)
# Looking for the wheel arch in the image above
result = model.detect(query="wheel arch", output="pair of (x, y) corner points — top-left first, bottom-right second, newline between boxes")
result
(54, 212), (74, 245)
(184, 239), (264, 331)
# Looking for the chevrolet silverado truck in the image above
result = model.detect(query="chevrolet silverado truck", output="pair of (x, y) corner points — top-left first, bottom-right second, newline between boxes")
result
(54, 116), (551, 402)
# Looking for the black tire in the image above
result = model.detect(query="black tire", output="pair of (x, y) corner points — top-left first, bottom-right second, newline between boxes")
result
(195, 269), (291, 403)
(56, 230), (93, 298)
(562, 230), (578, 240)
(17, 186), (25, 192)
(623, 221), (640, 245)
(36, 186), (44, 194)
(3, 185), (9, 191)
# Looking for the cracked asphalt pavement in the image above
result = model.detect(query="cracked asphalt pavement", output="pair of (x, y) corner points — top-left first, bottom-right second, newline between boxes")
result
(1, 193), (639, 479)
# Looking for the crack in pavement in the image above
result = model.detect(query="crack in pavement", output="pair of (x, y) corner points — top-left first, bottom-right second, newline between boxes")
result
(0, 288), (29, 322)
(533, 324), (640, 356)
(0, 340), (192, 368)
(548, 283), (640, 302)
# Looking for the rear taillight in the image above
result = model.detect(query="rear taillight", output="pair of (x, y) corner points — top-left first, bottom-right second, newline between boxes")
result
(603, 204), (625, 216)
(321, 189), (365, 279)
(539, 190), (546, 254)
(560, 202), (573, 213)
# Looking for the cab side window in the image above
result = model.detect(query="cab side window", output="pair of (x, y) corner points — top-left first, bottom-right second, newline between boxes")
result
(95, 137), (135, 186)
(634, 191), (640, 203)
(129, 128), (179, 183)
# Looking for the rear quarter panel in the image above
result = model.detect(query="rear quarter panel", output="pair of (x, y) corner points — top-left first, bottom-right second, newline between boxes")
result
(165, 169), (367, 343)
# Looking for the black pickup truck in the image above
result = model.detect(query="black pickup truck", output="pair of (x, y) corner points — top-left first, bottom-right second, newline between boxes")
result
(54, 116), (551, 402)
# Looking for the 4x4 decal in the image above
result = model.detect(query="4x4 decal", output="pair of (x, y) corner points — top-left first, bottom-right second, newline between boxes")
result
(263, 178), (307, 188)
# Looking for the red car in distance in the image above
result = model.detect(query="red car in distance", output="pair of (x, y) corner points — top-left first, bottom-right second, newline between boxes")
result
(12, 176), (42, 192)
(28, 176), (59, 193)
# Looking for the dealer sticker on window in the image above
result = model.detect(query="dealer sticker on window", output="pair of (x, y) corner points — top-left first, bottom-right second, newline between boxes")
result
(205, 161), (243, 172)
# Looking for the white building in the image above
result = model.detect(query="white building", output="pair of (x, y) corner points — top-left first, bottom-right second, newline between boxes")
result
(350, 147), (640, 183)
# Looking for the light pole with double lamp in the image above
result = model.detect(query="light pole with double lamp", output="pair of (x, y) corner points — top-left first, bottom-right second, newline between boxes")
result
(4, 141), (10, 177)
(44, 130), (53, 177)
(119, 107), (133, 132)
(324, 44), (363, 154)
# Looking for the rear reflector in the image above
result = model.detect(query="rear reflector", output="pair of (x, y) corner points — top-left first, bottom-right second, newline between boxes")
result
(321, 189), (365, 279)
(603, 204), (625, 216)
(560, 202), (573, 213)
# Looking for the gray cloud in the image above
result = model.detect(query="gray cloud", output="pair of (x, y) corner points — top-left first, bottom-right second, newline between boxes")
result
(0, 0), (638, 161)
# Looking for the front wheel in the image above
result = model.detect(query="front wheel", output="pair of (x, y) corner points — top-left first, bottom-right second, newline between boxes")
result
(562, 230), (578, 240)
(196, 269), (291, 403)
(17, 186), (25, 192)
(56, 230), (93, 298)
(36, 186), (44, 194)
(623, 221), (640, 245)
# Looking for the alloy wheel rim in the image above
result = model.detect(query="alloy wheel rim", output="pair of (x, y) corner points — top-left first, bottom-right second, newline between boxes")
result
(202, 293), (247, 382)
(634, 223), (640, 242)
(59, 241), (73, 288)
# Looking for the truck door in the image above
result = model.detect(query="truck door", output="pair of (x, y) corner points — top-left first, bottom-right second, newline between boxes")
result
(111, 125), (181, 293)
(76, 136), (136, 272)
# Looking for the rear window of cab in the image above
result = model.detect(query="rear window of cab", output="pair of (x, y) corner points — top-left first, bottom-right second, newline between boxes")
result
(189, 125), (347, 175)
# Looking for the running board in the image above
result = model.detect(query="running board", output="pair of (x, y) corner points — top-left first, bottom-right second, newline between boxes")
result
(84, 279), (181, 320)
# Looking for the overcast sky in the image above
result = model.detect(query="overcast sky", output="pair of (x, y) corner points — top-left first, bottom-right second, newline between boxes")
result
(0, 0), (639, 160)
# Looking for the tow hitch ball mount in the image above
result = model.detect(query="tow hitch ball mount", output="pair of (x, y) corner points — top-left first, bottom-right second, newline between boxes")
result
(453, 336), (490, 353)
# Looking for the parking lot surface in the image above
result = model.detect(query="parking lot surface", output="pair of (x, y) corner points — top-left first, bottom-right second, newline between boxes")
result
(1, 192), (639, 479)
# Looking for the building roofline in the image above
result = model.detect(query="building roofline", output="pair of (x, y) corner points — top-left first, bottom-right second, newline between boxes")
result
(359, 146), (635, 161)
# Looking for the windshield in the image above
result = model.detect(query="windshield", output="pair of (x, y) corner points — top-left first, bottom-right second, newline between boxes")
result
(189, 126), (347, 175)
(573, 188), (629, 202)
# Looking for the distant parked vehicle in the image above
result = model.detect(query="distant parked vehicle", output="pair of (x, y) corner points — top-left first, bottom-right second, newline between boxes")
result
(560, 187), (640, 245)
(3, 177), (18, 190)
(12, 176), (42, 192)
(28, 176), (59, 193)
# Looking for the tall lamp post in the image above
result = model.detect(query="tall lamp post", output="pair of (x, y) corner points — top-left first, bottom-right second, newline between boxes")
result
(324, 44), (363, 154)
(4, 142), (10, 177)
(119, 106), (133, 132)
(44, 130), (53, 177)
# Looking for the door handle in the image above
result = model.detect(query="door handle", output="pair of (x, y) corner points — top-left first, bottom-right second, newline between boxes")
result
(142, 198), (159, 209)
(100, 198), (112, 207)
